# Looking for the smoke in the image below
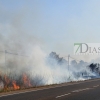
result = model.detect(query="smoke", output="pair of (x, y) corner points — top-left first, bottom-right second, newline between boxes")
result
(0, 2), (100, 90)
(0, 22), (99, 89)
(0, 33), (91, 85)
(0, 29), (99, 88)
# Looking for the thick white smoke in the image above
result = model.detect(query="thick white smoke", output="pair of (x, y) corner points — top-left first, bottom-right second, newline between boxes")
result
(0, 10), (99, 87)
(27, 47), (99, 85)
(0, 24), (99, 86)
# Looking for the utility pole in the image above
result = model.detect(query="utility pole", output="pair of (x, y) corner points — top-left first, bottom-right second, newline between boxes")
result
(5, 50), (7, 75)
(68, 55), (70, 79)
(68, 55), (70, 70)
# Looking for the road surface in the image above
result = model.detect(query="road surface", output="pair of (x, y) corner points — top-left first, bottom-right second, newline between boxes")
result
(0, 79), (100, 100)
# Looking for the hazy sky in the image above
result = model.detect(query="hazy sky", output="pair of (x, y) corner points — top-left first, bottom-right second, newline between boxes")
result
(0, 0), (100, 62)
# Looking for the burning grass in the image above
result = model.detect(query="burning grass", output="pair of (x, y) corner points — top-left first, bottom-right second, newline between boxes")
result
(0, 72), (35, 92)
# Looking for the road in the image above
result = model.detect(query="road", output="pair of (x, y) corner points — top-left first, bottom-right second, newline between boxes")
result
(0, 79), (100, 100)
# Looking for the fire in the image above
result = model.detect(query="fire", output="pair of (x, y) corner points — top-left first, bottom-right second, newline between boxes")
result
(0, 72), (33, 92)
(22, 73), (32, 87)
(12, 80), (20, 90)
(4, 75), (10, 91)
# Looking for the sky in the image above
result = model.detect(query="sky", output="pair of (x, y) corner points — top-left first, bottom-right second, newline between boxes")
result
(0, 0), (100, 62)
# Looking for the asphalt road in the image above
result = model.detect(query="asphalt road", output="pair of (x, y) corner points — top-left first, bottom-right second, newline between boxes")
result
(0, 79), (100, 100)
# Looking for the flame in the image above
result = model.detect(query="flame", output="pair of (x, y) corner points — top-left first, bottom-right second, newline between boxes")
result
(0, 72), (33, 91)
(22, 73), (31, 87)
(3, 75), (10, 91)
(12, 80), (20, 90)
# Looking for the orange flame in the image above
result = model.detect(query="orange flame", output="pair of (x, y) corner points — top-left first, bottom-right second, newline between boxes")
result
(22, 73), (31, 87)
(3, 75), (10, 91)
(12, 80), (20, 90)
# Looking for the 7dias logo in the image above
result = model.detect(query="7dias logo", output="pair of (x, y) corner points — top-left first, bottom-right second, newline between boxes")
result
(74, 43), (100, 55)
